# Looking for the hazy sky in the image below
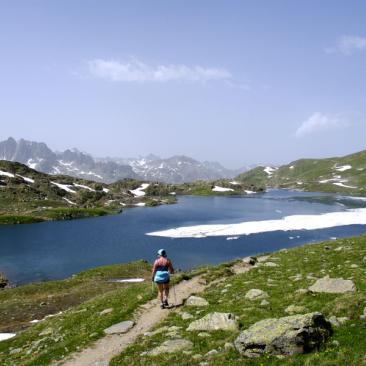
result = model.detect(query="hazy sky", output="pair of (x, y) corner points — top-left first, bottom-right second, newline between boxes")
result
(1, 1), (366, 168)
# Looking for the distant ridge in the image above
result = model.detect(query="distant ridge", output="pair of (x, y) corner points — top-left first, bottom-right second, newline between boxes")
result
(0, 137), (242, 183)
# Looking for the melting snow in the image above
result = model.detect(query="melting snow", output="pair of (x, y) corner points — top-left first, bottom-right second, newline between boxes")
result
(0, 333), (16, 341)
(73, 183), (95, 192)
(226, 236), (239, 240)
(16, 174), (34, 183)
(212, 186), (234, 192)
(0, 170), (15, 178)
(229, 181), (241, 185)
(51, 182), (77, 193)
(135, 202), (146, 207)
(63, 197), (76, 205)
(264, 167), (277, 176)
(335, 165), (352, 172)
(147, 208), (366, 238)
(333, 182), (357, 189)
(102, 187), (110, 193)
(130, 183), (150, 197)
(245, 190), (255, 194)
(289, 165), (294, 170)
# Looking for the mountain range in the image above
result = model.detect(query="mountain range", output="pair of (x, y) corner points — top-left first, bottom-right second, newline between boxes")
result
(0, 137), (241, 183)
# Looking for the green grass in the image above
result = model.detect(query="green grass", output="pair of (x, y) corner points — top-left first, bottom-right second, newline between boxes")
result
(110, 235), (366, 366)
(0, 261), (155, 366)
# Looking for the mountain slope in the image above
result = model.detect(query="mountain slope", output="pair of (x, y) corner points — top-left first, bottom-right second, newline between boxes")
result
(236, 149), (366, 195)
(0, 160), (175, 224)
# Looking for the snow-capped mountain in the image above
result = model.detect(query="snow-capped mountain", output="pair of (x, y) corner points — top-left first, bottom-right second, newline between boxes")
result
(0, 137), (242, 183)
(0, 137), (137, 183)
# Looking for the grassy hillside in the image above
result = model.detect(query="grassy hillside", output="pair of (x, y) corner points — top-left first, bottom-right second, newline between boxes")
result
(0, 160), (176, 224)
(236, 149), (366, 195)
(111, 235), (366, 366)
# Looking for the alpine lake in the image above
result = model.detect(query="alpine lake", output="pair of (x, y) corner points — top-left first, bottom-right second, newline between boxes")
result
(2, 189), (366, 285)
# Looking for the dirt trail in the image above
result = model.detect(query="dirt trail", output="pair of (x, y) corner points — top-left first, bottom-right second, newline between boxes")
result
(58, 276), (206, 366)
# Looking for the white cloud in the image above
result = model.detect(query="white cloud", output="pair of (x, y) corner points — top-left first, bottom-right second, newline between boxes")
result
(295, 113), (347, 137)
(326, 35), (366, 55)
(88, 58), (232, 83)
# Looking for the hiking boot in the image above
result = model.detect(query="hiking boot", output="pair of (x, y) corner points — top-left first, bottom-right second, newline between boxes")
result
(163, 300), (169, 308)
(160, 302), (165, 309)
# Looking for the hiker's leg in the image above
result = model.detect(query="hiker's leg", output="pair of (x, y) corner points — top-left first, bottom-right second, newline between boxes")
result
(156, 283), (164, 303)
(163, 283), (169, 301)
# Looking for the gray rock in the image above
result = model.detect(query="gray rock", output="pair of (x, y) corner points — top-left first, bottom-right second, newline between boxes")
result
(205, 349), (218, 357)
(198, 332), (211, 338)
(192, 354), (203, 360)
(260, 300), (270, 306)
(295, 288), (309, 295)
(186, 296), (209, 307)
(234, 312), (332, 358)
(245, 289), (269, 300)
(224, 342), (235, 350)
(309, 276), (356, 294)
(104, 320), (134, 335)
(181, 312), (194, 320)
(187, 312), (239, 332)
(148, 339), (193, 356)
(242, 256), (258, 265)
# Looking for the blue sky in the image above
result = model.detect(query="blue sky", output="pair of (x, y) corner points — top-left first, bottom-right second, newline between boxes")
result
(1, 1), (366, 168)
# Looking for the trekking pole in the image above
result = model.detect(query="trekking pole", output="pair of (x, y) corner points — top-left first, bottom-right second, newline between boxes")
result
(151, 280), (155, 296)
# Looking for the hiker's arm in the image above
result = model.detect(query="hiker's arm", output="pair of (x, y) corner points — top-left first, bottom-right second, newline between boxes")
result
(151, 261), (157, 281)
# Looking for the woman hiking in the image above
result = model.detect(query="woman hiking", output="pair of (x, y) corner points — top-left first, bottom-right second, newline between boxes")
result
(152, 249), (174, 309)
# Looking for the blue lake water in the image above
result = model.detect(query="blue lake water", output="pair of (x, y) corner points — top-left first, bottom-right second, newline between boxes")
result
(1, 190), (366, 285)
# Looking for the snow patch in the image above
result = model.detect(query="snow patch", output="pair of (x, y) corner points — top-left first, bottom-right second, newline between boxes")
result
(333, 182), (357, 189)
(135, 202), (146, 207)
(264, 166), (277, 176)
(73, 183), (95, 192)
(16, 174), (34, 183)
(334, 164), (352, 172)
(244, 190), (256, 194)
(147, 208), (366, 238)
(63, 197), (76, 205)
(212, 186), (234, 192)
(51, 182), (77, 194)
(130, 183), (150, 197)
(289, 165), (294, 170)
(229, 181), (241, 185)
(0, 333), (16, 341)
(0, 170), (15, 178)
(102, 187), (110, 193)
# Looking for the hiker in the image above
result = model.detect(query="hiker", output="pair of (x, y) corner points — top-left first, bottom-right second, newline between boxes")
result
(152, 249), (174, 308)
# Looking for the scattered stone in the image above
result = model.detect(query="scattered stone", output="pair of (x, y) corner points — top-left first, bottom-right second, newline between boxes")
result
(224, 342), (235, 350)
(309, 276), (356, 294)
(260, 300), (270, 306)
(205, 349), (218, 357)
(89, 332), (98, 338)
(187, 312), (239, 332)
(334, 246), (343, 251)
(181, 312), (194, 320)
(284, 305), (307, 314)
(192, 354), (202, 361)
(332, 340), (340, 347)
(186, 296), (209, 307)
(328, 316), (349, 327)
(221, 289), (228, 294)
(39, 328), (53, 336)
(198, 332), (211, 338)
(148, 339), (193, 356)
(257, 255), (270, 262)
(104, 320), (134, 335)
(295, 288), (309, 295)
(99, 308), (113, 316)
(9, 348), (22, 355)
(350, 264), (359, 268)
(245, 289), (269, 300)
(324, 246), (331, 250)
(264, 262), (278, 267)
(234, 312), (332, 358)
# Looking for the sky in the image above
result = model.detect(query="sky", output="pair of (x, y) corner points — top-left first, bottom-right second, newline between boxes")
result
(1, 1), (366, 168)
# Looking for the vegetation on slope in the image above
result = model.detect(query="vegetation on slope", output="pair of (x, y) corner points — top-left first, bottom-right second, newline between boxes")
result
(111, 235), (366, 366)
(236, 149), (366, 196)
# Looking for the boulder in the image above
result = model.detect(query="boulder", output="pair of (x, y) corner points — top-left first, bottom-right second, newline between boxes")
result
(242, 256), (258, 265)
(328, 316), (349, 327)
(99, 308), (113, 316)
(0, 273), (9, 289)
(308, 276), (356, 294)
(245, 289), (269, 300)
(181, 312), (194, 320)
(104, 320), (134, 335)
(148, 339), (193, 356)
(234, 312), (332, 358)
(186, 296), (209, 307)
(187, 312), (239, 332)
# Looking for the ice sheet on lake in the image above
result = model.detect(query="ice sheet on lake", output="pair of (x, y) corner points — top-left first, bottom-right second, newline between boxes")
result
(147, 208), (366, 238)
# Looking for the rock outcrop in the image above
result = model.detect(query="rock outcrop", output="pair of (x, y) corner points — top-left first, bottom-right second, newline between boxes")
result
(234, 312), (332, 358)
(147, 339), (193, 356)
(245, 289), (269, 300)
(185, 296), (209, 307)
(104, 320), (134, 335)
